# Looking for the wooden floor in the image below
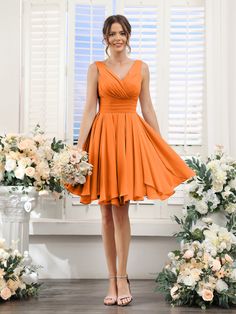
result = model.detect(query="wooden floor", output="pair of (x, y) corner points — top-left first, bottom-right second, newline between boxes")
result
(1, 279), (236, 313)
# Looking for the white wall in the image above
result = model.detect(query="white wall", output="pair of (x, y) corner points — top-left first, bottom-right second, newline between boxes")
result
(0, 0), (20, 134)
(29, 235), (179, 279)
(228, 0), (236, 157)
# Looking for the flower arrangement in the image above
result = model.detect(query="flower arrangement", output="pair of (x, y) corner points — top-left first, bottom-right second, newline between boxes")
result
(182, 145), (236, 229)
(156, 219), (236, 309)
(0, 239), (42, 301)
(50, 147), (93, 187)
(156, 145), (236, 309)
(0, 125), (93, 198)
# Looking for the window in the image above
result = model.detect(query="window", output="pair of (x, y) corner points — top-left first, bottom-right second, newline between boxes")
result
(22, 0), (206, 221)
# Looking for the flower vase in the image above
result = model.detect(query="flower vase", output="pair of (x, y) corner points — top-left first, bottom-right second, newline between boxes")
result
(0, 186), (38, 254)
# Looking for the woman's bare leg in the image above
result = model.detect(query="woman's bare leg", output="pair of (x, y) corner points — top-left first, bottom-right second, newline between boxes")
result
(112, 201), (132, 305)
(100, 204), (117, 304)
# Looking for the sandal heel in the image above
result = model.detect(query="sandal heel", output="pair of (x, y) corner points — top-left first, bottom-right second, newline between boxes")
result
(116, 274), (133, 306)
(103, 275), (117, 306)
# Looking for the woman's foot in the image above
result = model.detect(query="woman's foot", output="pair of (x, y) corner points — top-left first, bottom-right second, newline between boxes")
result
(116, 274), (133, 306)
(103, 275), (117, 305)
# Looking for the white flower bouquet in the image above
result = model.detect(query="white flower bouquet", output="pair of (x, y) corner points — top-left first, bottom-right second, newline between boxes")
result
(183, 145), (236, 228)
(156, 220), (236, 309)
(50, 146), (93, 187)
(0, 239), (42, 302)
(0, 125), (93, 198)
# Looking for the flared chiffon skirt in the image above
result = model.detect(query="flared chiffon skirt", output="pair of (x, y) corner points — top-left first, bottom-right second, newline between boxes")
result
(64, 111), (196, 207)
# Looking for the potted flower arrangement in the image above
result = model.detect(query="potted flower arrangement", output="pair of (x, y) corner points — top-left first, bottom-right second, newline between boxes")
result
(182, 145), (236, 229)
(156, 219), (236, 309)
(0, 238), (42, 302)
(155, 145), (236, 309)
(0, 124), (93, 252)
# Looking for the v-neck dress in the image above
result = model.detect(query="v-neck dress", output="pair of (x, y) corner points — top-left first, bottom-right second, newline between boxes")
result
(64, 59), (196, 207)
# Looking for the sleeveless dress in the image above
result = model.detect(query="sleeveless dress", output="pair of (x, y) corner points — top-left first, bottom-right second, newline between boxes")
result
(64, 59), (196, 207)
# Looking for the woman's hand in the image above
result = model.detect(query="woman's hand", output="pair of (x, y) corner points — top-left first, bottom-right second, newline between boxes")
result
(76, 142), (83, 152)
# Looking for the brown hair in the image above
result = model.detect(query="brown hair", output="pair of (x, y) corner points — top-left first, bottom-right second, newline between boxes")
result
(102, 15), (131, 57)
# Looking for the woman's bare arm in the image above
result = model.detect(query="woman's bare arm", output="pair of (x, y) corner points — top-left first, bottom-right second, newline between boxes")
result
(76, 62), (98, 149)
(139, 61), (161, 136)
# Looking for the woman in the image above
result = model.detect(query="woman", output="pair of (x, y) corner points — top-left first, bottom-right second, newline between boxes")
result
(65, 15), (196, 306)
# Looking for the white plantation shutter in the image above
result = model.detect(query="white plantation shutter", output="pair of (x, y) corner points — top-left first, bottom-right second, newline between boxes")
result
(68, 0), (111, 144)
(166, 0), (205, 207)
(168, 2), (205, 148)
(22, 0), (66, 139)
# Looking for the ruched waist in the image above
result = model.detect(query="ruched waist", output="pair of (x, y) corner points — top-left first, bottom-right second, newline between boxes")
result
(99, 102), (137, 113)
(99, 105), (136, 113)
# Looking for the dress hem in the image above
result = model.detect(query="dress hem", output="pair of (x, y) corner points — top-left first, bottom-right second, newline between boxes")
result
(65, 172), (195, 207)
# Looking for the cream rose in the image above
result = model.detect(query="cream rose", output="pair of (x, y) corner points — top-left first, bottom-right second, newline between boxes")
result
(0, 286), (12, 300)
(25, 166), (35, 178)
(170, 285), (180, 300)
(211, 259), (221, 272)
(0, 268), (5, 279)
(7, 278), (20, 292)
(202, 289), (213, 301)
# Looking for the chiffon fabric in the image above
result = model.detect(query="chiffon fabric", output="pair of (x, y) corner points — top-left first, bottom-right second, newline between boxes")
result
(64, 59), (196, 206)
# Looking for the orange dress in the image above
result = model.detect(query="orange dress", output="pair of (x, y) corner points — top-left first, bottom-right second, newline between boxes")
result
(64, 59), (196, 207)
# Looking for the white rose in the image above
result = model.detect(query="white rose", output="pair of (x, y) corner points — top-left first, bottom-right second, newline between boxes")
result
(183, 275), (196, 287)
(14, 166), (25, 180)
(215, 279), (228, 293)
(5, 159), (16, 172)
(196, 200), (208, 214)
(225, 203), (236, 214)
(230, 269), (236, 281)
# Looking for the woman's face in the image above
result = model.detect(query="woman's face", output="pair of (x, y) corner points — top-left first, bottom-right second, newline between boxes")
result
(105, 22), (129, 53)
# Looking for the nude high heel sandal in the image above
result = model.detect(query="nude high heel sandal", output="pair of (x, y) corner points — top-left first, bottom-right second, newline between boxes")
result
(116, 274), (133, 306)
(103, 275), (117, 306)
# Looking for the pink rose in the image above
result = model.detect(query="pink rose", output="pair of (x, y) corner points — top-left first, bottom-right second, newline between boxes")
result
(211, 259), (221, 271)
(183, 249), (194, 259)
(202, 289), (213, 302)
(0, 287), (11, 300)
